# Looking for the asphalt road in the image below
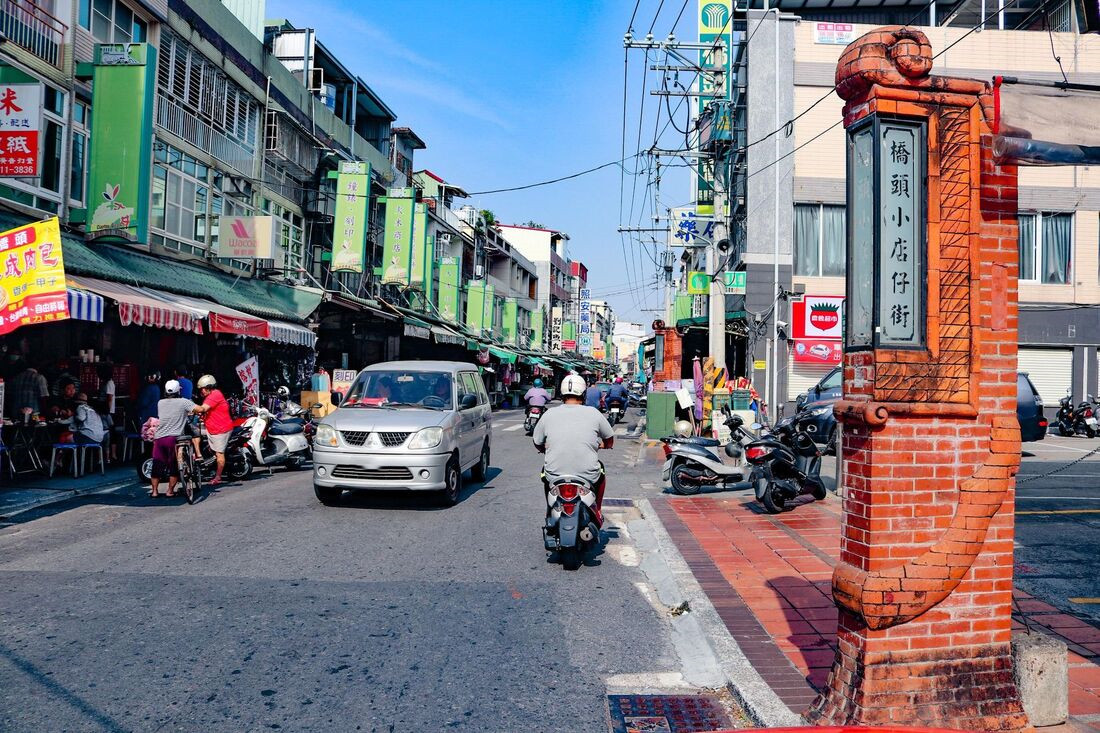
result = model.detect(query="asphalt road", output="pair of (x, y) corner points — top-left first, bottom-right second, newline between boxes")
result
(0, 407), (712, 733)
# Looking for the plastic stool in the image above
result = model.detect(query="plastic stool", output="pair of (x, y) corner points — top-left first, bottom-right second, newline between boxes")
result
(81, 443), (105, 476)
(49, 444), (81, 478)
(0, 443), (14, 479)
(122, 433), (143, 462)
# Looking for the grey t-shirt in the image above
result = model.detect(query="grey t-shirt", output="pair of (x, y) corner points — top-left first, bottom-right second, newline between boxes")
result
(155, 397), (196, 440)
(532, 403), (614, 484)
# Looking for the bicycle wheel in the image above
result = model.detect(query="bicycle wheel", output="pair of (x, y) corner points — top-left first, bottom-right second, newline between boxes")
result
(183, 448), (200, 504)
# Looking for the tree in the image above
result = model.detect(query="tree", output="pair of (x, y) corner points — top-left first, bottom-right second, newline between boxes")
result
(480, 209), (496, 226)
(521, 220), (545, 229)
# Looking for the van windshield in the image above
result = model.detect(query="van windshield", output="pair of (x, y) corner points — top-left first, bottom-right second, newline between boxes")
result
(343, 371), (453, 410)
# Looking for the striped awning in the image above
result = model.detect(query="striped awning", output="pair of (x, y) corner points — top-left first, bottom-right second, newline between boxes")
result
(66, 286), (103, 322)
(268, 319), (316, 348)
(70, 275), (206, 334)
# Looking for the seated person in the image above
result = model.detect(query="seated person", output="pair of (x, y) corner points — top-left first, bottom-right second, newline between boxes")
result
(425, 376), (452, 405)
(48, 381), (79, 419)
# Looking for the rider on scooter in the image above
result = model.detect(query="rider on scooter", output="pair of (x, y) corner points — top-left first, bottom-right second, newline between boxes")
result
(532, 374), (614, 527)
(523, 378), (551, 417)
(607, 377), (630, 412)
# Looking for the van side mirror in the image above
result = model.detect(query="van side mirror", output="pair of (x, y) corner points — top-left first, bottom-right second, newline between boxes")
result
(460, 393), (478, 410)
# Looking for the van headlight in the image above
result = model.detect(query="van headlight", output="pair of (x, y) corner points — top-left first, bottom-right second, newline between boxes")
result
(314, 424), (339, 447)
(407, 427), (443, 449)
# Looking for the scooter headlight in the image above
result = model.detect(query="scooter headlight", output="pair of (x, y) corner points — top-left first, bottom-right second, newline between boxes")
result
(408, 426), (443, 449)
(314, 424), (339, 447)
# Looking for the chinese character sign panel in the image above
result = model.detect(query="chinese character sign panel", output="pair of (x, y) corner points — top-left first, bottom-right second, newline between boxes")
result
(878, 121), (922, 346)
(437, 258), (461, 323)
(847, 127), (874, 347)
(792, 296), (844, 340)
(578, 288), (592, 355)
(0, 84), (41, 178)
(382, 191), (415, 285)
(218, 216), (274, 259)
(0, 218), (68, 336)
(235, 356), (260, 406)
(331, 165), (371, 273)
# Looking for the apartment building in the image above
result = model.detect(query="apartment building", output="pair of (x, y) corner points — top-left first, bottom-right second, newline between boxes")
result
(499, 223), (573, 352)
(721, 3), (1100, 413)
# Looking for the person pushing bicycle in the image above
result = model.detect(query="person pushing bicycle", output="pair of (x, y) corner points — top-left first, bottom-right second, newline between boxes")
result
(150, 379), (200, 499)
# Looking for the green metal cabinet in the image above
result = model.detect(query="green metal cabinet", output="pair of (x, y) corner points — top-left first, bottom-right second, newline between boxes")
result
(646, 392), (678, 440)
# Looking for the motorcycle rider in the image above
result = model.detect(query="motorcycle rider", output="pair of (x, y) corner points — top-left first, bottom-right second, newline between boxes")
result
(532, 374), (614, 527)
(607, 377), (630, 413)
(523, 378), (551, 417)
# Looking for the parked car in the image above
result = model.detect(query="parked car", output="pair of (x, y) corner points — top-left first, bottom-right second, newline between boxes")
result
(795, 367), (1047, 449)
(311, 361), (492, 507)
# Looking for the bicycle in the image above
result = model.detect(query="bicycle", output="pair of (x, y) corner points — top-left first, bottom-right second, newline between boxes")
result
(175, 436), (202, 505)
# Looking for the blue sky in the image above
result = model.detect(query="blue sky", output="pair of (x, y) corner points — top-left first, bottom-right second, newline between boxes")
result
(265, 0), (697, 324)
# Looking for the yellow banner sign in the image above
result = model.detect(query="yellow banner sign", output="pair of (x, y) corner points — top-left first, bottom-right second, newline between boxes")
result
(0, 217), (67, 335)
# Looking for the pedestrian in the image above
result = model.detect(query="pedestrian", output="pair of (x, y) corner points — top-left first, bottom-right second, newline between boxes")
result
(65, 393), (106, 446)
(10, 362), (48, 416)
(95, 364), (118, 462)
(150, 379), (198, 499)
(174, 365), (193, 400)
(193, 374), (232, 486)
(136, 371), (161, 427)
(583, 380), (603, 410)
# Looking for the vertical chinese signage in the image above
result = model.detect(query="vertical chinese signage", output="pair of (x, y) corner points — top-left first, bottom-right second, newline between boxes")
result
(0, 84), (41, 177)
(382, 188), (415, 285)
(845, 117), (924, 349)
(696, 1), (733, 216)
(332, 161), (370, 273)
(878, 121), (922, 346)
(502, 298), (518, 345)
(0, 218), (67, 335)
(437, 257), (461, 323)
(551, 306), (563, 352)
(578, 287), (593, 355)
(409, 202), (431, 293)
(88, 43), (156, 243)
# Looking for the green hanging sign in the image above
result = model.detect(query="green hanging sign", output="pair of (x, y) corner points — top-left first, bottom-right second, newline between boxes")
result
(437, 257), (461, 323)
(332, 161), (371, 273)
(502, 298), (518, 345)
(409, 202), (430, 291)
(465, 281), (494, 334)
(382, 189), (414, 285)
(531, 307), (545, 351)
(87, 43), (156, 243)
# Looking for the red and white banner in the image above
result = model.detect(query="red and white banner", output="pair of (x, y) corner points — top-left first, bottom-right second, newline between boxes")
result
(0, 84), (40, 178)
(119, 301), (204, 333)
(792, 339), (843, 364)
(235, 356), (259, 406)
(792, 296), (844, 341)
(209, 311), (270, 339)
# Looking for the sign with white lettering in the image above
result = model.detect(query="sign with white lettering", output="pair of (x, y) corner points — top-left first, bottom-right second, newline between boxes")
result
(0, 84), (40, 178)
(878, 121), (922, 346)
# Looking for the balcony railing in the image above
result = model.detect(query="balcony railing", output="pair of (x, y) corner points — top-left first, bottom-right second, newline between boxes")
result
(0, 0), (66, 69)
(156, 95), (255, 177)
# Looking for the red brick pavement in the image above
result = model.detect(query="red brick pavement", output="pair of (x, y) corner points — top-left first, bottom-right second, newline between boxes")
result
(652, 495), (1100, 729)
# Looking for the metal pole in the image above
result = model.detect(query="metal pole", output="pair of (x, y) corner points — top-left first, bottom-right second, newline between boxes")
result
(769, 9), (781, 419)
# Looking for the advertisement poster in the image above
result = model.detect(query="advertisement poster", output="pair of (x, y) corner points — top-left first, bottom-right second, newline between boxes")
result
(331, 161), (370, 273)
(792, 295), (845, 341)
(793, 339), (843, 364)
(218, 216), (273, 259)
(0, 83), (41, 177)
(381, 188), (414, 285)
(0, 217), (68, 336)
(331, 368), (356, 396)
(235, 356), (259, 406)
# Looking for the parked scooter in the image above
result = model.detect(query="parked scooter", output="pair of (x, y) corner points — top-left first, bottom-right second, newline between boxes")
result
(543, 474), (600, 571)
(138, 425), (254, 484)
(524, 405), (545, 436)
(744, 413), (828, 514)
(240, 405), (311, 470)
(661, 409), (754, 495)
(1056, 393), (1097, 438)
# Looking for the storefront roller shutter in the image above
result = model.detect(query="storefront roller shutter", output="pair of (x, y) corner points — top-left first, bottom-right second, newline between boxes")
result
(1018, 347), (1073, 405)
(787, 354), (834, 401)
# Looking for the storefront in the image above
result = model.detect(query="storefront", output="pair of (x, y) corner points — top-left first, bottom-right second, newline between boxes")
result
(786, 295), (844, 403)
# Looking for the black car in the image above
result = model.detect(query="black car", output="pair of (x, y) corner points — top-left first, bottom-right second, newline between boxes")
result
(795, 367), (1047, 448)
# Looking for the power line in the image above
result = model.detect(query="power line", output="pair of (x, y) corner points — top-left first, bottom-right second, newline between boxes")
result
(465, 154), (642, 196)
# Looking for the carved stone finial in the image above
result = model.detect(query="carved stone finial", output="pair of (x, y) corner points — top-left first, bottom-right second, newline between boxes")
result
(834, 27), (934, 102)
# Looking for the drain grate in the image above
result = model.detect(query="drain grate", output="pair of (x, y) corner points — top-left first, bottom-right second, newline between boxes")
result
(603, 498), (635, 508)
(608, 694), (732, 733)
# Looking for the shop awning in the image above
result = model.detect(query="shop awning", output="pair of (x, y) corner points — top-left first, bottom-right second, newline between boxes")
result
(269, 319), (316, 348)
(66, 285), (103, 322)
(70, 275), (206, 334)
(431, 325), (465, 345)
(488, 346), (518, 364)
(403, 315), (431, 339)
(158, 291), (270, 339)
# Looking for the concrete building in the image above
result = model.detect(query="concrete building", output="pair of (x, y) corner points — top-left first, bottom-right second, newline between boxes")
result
(613, 321), (648, 377)
(499, 224), (572, 351)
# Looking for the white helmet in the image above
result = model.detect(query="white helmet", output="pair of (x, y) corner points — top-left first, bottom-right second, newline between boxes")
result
(164, 379), (181, 396)
(197, 374), (217, 389)
(277, 386), (290, 398)
(561, 374), (587, 397)
(674, 420), (693, 437)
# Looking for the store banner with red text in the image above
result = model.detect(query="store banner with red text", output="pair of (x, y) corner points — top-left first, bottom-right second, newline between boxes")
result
(0, 84), (41, 177)
(235, 356), (259, 406)
(792, 295), (845, 341)
(792, 339), (843, 364)
(209, 311), (270, 339)
(0, 217), (68, 335)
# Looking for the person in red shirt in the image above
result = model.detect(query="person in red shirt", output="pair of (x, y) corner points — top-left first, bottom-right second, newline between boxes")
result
(193, 374), (233, 485)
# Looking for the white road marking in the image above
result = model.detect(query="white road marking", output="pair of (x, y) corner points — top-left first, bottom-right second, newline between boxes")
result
(502, 424), (525, 432)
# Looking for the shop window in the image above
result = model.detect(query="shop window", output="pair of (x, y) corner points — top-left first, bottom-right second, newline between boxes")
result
(264, 199), (305, 273)
(40, 120), (62, 194)
(1019, 212), (1073, 284)
(69, 130), (86, 204)
(794, 204), (846, 277)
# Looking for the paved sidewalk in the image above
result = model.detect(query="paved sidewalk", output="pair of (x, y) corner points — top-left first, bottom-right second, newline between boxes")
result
(0, 465), (135, 518)
(651, 494), (1100, 729)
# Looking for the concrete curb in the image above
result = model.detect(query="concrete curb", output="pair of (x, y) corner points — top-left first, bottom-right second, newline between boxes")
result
(638, 497), (804, 728)
(0, 478), (136, 519)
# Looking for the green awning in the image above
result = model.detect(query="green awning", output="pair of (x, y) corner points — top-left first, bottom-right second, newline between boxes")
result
(675, 311), (746, 329)
(488, 346), (517, 364)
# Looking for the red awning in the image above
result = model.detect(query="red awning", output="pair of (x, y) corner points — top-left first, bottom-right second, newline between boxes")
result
(209, 311), (269, 338)
(70, 276), (206, 334)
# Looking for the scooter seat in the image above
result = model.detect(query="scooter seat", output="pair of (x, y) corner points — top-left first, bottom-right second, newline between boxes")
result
(667, 436), (720, 447)
(267, 421), (301, 436)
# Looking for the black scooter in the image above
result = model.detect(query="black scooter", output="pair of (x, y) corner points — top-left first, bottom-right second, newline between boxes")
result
(744, 413), (827, 514)
(1056, 394), (1097, 438)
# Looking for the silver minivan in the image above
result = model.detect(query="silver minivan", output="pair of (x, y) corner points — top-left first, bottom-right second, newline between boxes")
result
(312, 361), (492, 506)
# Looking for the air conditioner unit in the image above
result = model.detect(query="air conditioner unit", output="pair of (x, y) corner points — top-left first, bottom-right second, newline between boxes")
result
(307, 67), (324, 91)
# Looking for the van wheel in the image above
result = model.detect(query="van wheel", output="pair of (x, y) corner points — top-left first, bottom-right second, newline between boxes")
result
(314, 484), (342, 506)
(439, 458), (461, 506)
(471, 442), (490, 482)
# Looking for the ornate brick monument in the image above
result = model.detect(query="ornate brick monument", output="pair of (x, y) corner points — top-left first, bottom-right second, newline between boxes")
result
(806, 27), (1031, 730)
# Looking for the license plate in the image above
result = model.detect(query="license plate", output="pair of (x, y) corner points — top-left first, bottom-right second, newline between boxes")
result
(1087, 417), (1097, 427)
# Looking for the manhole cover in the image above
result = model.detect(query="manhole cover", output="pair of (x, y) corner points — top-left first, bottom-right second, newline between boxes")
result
(608, 694), (732, 733)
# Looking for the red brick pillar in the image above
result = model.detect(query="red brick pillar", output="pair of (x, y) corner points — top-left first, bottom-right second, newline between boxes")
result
(653, 319), (683, 384)
(805, 28), (1030, 731)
